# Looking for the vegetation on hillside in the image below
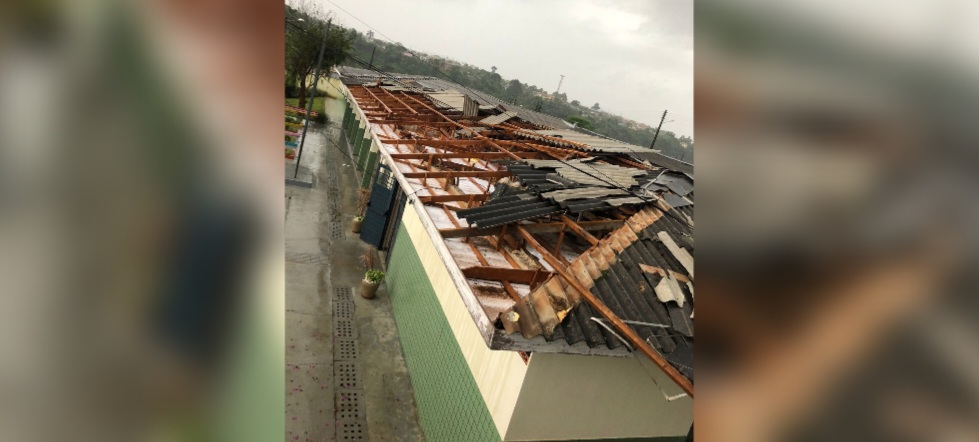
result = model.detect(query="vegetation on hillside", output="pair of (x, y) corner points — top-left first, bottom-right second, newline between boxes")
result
(346, 33), (693, 161)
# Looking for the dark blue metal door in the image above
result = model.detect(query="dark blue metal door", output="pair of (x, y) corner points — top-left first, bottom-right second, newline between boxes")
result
(359, 162), (399, 249)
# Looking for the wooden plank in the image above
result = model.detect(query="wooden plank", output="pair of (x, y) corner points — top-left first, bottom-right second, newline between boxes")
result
(391, 151), (547, 160)
(462, 266), (553, 284)
(378, 86), (419, 114)
(560, 215), (599, 246)
(656, 231), (694, 278)
(364, 87), (392, 114)
(381, 139), (484, 146)
(391, 152), (509, 160)
(439, 220), (624, 238)
(402, 171), (510, 179)
(417, 194), (491, 203)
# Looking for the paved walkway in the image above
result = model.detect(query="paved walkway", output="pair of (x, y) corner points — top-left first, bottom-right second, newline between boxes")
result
(285, 93), (423, 442)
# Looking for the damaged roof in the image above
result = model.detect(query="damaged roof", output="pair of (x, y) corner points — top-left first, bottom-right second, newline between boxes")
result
(498, 206), (695, 380)
(338, 70), (695, 391)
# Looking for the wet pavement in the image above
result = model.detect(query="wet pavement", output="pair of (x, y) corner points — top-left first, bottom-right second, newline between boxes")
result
(285, 92), (423, 442)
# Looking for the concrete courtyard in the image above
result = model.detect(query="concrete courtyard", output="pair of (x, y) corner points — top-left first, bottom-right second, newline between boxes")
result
(285, 90), (423, 442)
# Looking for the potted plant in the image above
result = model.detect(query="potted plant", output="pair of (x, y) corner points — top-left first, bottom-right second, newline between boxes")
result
(285, 147), (296, 159)
(361, 269), (384, 299)
(351, 215), (364, 233)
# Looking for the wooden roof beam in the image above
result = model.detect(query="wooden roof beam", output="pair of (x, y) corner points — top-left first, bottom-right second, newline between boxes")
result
(381, 139), (484, 146)
(439, 220), (623, 238)
(378, 86), (419, 114)
(561, 215), (599, 246)
(402, 170), (510, 179)
(418, 194), (491, 204)
(391, 152), (538, 160)
(400, 93), (524, 161)
(363, 87), (393, 114)
(462, 266), (553, 285)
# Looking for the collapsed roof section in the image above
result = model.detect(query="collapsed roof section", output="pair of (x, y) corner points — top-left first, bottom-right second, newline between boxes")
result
(336, 67), (694, 394)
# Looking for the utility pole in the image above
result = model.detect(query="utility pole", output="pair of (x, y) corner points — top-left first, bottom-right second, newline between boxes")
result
(555, 74), (565, 94)
(294, 18), (331, 179)
(649, 110), (667, 150)
(368, 46), (376, 69)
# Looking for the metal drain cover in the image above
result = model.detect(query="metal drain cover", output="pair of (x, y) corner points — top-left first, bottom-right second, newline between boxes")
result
(335, 339), (359, 360)
(333, 300), (353, 319)
(332, 287), (367, 440)
(337, 419), (367, 441)
(334, 319), (356, 339)
(330, 222), (345, 240)
(334, 286), (352, 301)
(335, 362), (362, 389)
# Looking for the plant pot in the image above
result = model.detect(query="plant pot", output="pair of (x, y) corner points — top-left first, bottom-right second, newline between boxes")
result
(285, 154), (296, 160)
(361, 279), (379, 299)
(351, 219), (363, 233)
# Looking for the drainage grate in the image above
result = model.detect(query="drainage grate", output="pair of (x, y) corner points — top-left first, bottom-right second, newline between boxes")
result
(335, 339), (359, 360)
(337, 420), (367, 441)
(330, 222), (345, 240)
(335, 362), (362, 389)
(334, 286), (352, 302)
(332, 286), (367, 441)
(337, 390), (362, 408)
(286, 252), (325, 264)
(336, 400), (365, 420)
(333, 300), (353, 319)
(334, 319), (355, 339)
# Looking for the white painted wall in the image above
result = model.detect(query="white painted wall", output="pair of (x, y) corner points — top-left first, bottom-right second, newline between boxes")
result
(505, 353), (692, 441)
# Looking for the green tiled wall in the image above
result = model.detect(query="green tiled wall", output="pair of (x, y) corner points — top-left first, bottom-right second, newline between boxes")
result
(387, 224), (502, 442)
(361, 151), (377, 188)
(357, 138), (371, 169)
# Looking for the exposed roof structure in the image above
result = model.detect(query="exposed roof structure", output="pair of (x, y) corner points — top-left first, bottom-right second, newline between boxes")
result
(336, 66), (695, 395)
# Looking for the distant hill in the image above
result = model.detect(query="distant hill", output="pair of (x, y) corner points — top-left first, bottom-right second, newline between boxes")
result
(343, 29), (693, 162)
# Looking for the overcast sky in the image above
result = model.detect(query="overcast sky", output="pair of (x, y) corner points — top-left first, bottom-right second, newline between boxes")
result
(313, 0), (693, 138)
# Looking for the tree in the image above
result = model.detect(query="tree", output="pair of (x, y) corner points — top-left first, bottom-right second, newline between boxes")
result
(554, 92), (567, 102)
(565, 116), (593, 130)
(504, 79), (523, 99)
(491, 66), (497, 73)
(571, 100), (581, 107)
(286, 2), (354, 108)
(591, 102), (601, 110)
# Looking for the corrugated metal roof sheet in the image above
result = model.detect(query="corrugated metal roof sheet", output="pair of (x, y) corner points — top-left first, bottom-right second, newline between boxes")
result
(479, 111), (518, 126)
(541, 187), (628, 202)
(522, 159), (649, 188)
(629, 151), (694, 175)
(426, 90), (468, 111)
(516, 129), (647, 154)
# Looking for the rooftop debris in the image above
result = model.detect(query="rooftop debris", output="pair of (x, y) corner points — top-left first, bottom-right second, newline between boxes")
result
(337, 66), (695, 393)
